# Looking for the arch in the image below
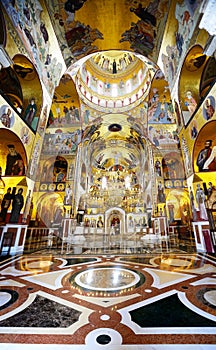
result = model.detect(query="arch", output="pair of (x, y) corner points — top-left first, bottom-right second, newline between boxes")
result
(178, 45), (207, 125)
(105, 207), (126, 236)
(49, 73), (81, 128)
(35, 192), (64, 227)
(41, 155), (68, 183)
(200, 57), (216, 98)
(13, 54), (43, 131)
(0, 66), (23, 112)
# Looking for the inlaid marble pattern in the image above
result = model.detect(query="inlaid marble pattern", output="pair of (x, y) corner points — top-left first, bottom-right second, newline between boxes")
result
(0, 253), (216, 349)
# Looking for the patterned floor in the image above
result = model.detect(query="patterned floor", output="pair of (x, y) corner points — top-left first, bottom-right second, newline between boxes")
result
(0, 251), (216, 349)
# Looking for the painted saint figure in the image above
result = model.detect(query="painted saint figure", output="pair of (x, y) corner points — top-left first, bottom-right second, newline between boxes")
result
(24, 98), (37, 126)
(196, 140), (213, 172)
(9, 188), (24, 223)
(184, 91), (197, 115)
(1, 108), (12, 128)
(5, 144), (25, 176)
(0, 187), (12, 222)
(195, 184), (208, 221)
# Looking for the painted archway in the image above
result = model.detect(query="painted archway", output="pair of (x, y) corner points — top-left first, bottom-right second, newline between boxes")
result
(105, 207), (126, 236)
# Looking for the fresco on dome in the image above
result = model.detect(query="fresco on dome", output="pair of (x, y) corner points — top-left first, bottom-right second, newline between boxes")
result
(65, 21), (103, 58)
(121, 0), (168, 58)
(2, 0), (64, 95)
(46, 0), (103, 61)
(80, 57), (149, 98)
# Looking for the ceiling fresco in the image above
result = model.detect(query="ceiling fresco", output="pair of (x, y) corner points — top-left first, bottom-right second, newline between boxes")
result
(46, 0), (169, 64)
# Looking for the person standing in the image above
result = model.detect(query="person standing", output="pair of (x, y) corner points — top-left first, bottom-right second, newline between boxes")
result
(9, 188), (24, 223)
(0, 187), (12, 223)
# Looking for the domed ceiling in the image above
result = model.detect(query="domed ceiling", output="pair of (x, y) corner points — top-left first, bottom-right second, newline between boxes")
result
(75, 50), (155, 112)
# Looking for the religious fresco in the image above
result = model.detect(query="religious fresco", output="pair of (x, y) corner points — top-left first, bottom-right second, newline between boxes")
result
(46, 0), (103, 63)
(0, 96), (35, 160)
(42, 129), (82, 155)
(166, 189), (190, 224)
(48, 105), (80, 127)
(202, 95), (215, 121)
(33, 192), (64, 226)
(49, 74), (81, 127)
(193, 120), (216, 173)
(80, 163), (87, 190)
(0, 129), (27, 178)
(20, 126), (32, 146)
(44, 0), (173, 68)
(65, 21), (103, 58)
(189, 119), (198, 140)
(22, 97), (39, 131)
(147, 71), (176, 124)
(2, 0), (65, 96)
(120, 0), (168, 59)
(0, 104), (15, 128)
(179, 45), (211, 126)
(161, 0), (203, 90)
(39, 155), (67, 183)
(200, 57), (216, 97)
(148, 124), (179, 148)
(162, 152), (185, 180)
(0, 66), (23, 112)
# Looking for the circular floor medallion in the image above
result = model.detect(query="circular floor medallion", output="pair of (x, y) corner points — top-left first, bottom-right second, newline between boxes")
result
(74, 267), (141, 292)
(204, 290), (216, 307)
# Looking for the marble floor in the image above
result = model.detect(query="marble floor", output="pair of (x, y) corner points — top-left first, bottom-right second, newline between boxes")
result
(0, 247), (216, 349)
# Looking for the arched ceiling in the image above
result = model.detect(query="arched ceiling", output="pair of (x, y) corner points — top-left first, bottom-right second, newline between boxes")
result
(46, 0), (177, 183)
(47, 0), (170, 64)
